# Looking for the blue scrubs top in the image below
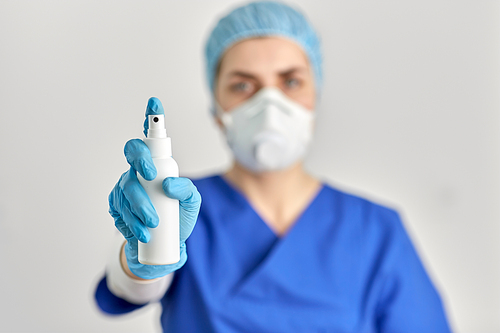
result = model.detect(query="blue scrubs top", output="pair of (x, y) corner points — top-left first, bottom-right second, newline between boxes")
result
(95, 175), (451, 332)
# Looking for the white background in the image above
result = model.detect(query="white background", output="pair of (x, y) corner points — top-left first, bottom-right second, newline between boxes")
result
(0, 1), (498, 332)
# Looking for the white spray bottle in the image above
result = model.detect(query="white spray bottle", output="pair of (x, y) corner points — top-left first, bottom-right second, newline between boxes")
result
(137, 114), (180, 265)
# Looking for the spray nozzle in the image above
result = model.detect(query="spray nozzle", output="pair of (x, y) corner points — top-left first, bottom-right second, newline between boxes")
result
(147, 114), (167, 138)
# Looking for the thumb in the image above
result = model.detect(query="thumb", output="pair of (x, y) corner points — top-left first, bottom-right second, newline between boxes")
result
(163, 177), (201, 243)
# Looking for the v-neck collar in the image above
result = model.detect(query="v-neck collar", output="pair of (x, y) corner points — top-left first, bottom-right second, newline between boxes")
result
(213, 175), (328, 297)
(215, 174), (326, 239)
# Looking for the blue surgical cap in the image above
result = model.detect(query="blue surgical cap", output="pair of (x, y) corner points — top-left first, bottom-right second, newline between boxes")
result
(205, 1), (322, 94)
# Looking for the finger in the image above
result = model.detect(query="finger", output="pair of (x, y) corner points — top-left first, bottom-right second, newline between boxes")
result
(143, 97), (165, 137)
(124, 139), (156, 181)
(121, 202), (150, 243)
(114, 218), (135, 241)
(108, 174), (125, 219)
(121, 169), (159, 229)
(108, 171), (157, 241)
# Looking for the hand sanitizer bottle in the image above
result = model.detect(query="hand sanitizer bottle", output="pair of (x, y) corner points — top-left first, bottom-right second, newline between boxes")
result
(137, 114), (180, 265)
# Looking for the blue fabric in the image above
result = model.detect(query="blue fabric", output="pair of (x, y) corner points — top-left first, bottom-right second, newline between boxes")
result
(205, 1), (322, 93)
(94, 275), (146, 314)
(96, 175), (451, 332)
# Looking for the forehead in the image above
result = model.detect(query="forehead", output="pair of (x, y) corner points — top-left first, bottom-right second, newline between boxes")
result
(219, 37), (310, 75)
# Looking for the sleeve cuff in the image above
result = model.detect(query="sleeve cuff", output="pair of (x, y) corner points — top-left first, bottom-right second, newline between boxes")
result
(105, 234), (173, 305)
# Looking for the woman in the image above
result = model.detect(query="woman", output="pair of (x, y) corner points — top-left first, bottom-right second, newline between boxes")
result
(95, 2), (451, 332)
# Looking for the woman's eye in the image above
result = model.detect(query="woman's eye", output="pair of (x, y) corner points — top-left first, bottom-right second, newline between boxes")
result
(231, 82), (252, 92)
(284, 78), (300, 89)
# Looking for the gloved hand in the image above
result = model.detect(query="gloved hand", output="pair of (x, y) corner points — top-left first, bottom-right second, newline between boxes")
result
(108, 97), (201, 279)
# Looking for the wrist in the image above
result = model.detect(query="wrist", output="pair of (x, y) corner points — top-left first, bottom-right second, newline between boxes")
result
(120, 241), (160, 282)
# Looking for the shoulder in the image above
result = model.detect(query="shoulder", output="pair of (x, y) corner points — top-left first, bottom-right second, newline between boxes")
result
(322, 186), (450, 329)
(316, 183), (415, 269)
(319, 183), (404, 235)
(320, 182), (431, 277)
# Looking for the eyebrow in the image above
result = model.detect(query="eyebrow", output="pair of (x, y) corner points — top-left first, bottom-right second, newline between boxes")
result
(278, 67), (308, 77)
(226, 71), (257, 80)
(226, 66), (308, 80)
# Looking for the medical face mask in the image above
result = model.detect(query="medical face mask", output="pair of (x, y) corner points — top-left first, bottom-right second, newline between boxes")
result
(216, 87), (315, 172)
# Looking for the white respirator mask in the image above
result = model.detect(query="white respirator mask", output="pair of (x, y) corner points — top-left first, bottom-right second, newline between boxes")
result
(216, 87), (315, 172)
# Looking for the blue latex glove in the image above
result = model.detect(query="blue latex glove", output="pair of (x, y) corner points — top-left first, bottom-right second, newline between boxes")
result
(108, 97), (201, 279)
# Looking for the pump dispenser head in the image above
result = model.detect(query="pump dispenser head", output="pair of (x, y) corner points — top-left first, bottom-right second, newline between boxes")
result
(147, 115), (167, 139)
(144, 114), (172, 158)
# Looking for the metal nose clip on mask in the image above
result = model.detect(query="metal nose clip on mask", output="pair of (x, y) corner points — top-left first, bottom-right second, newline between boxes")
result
(216, 87), (315, 172)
